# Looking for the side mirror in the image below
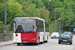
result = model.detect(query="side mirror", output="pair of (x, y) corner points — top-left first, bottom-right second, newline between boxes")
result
(11, 21), (13, 28)
(11, 21), (16, 28)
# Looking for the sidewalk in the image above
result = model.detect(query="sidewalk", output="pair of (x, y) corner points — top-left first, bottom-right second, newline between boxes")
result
(0, 40), (14, 47)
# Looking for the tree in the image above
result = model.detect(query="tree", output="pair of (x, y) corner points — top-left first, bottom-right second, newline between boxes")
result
(0, 1), (26, 24)
(0, 21), (4, 33)
(39, 7), (48, 21)
(22, 2), (40, 17)
(0, 0), (5, 3)
(30, 0), (44, 8)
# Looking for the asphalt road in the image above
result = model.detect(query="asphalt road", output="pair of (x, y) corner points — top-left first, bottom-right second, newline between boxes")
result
(0, 35), (75, 50)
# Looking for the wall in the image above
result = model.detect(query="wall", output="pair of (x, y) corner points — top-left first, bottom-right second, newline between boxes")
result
(0, 34), (13, 42)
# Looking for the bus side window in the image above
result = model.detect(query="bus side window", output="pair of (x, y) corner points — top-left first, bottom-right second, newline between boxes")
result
(38, 20), (44, 32)
(36, 21), (38, 32)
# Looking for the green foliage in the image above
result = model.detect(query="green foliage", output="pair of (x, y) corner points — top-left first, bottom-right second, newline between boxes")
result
(0, 0), (5, 3)
(0, 1), (26, 24)
(7, 1), (26, 23)
(39, 7), (48, 20)
(30, 0), (44, 8)
(0, 21), (4, 33)
(49, 22), (54, 34)
(0, 2), (5, 23)
(6, 24), (13, 33)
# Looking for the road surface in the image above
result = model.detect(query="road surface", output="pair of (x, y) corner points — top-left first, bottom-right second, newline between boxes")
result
(0, 35), (75, 50)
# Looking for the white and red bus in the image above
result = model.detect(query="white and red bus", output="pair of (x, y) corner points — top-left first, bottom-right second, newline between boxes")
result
(11, 17), (49, 45)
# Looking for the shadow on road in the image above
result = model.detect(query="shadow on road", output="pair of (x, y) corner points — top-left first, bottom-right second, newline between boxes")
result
(60, 42), (72, 45)
(15, 42), (44, 46)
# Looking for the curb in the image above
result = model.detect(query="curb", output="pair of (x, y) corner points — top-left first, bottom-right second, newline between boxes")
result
(0, 43), (14, 47)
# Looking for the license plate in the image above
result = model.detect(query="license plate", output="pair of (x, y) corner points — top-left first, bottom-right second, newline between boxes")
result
(63, 40), (67, 41)
(54, 36), (56, 37)
(23, 41), (27, 43)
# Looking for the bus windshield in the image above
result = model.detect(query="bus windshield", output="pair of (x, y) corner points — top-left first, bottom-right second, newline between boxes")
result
(15, 19), (36, 33)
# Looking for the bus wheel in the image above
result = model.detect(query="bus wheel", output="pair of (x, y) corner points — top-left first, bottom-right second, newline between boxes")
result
(17, 43), (20, 45)
(36, 43), (39, 45)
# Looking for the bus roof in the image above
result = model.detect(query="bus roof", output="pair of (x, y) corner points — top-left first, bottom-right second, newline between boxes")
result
(15, 17), (45, 21)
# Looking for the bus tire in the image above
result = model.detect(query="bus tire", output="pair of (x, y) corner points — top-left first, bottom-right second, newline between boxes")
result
(17, 43), (20, 45)
(36, 43), (39, 45)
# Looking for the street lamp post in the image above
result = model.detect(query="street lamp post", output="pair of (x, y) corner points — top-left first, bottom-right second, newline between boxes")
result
(34, 0), (36, 17)
(62, 22), (63, 33)
(3, 0), (7, 34)
(54, 8), (57, 32)
(47, 0), (51, 22)
(59, 13), (61, 34)
(62, 16), (64, 33)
